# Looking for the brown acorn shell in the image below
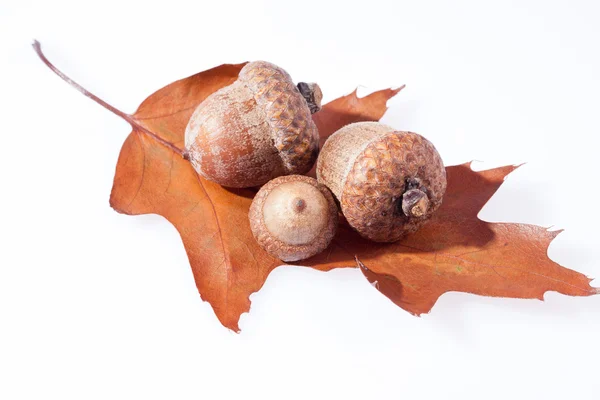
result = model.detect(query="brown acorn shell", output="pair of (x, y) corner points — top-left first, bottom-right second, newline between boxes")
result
(249, 175), (338, 262)
(317, 122), (446, 243)
(184, 61), (319, 188)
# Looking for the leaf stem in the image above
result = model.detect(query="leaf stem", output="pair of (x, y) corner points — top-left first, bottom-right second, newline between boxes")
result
(32, 40), (187, 158)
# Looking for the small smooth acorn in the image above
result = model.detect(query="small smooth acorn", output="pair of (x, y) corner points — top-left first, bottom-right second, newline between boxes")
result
(184, 61), (323, 188)
(249, 175), (338, 262)
(316, 121), (447, 243)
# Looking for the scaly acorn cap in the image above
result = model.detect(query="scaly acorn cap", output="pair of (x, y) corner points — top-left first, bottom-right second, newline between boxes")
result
(316, 121), (446, 242)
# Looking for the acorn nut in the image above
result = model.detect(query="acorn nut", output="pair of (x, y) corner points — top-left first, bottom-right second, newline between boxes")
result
(316, 122), (446, 243)
(249, 175), (338, 262)
(184, 61), (323, 188)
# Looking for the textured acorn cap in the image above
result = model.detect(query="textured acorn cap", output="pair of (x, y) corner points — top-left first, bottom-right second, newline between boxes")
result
(249, 175), (338, 262)
(184, 61), (320, 188)
(317, 121), (446, 243)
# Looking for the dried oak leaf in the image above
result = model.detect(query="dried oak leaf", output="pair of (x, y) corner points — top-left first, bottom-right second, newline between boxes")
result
(306, 163), (599, 314)
(100, 63), (400, 330)
(312, 86), (404, 148)
(36, 41), (596, 330)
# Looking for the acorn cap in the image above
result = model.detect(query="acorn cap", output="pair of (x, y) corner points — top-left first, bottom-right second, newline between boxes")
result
(249, 175), (338, 262)
(239, 62), (320, 177)
(317, 122), (446, 243)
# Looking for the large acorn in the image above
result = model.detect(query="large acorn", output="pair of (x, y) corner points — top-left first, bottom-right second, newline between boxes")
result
(316, 122), (446, 243)
(184, 61), (323, 188)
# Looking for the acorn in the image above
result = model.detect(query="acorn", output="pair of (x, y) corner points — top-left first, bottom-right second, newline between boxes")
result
(316, 122), (446, 243)
(184, 61), (323, 188)
(249, 175), (338, 262)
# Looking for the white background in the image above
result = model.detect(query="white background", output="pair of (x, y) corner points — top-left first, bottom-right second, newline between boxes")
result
(1, 1), (599, 399)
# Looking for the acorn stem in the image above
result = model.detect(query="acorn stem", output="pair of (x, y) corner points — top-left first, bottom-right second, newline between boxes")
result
(297, 82), (322, 114)
(401, 189), (430, 218)
(32, 40), (187, 159)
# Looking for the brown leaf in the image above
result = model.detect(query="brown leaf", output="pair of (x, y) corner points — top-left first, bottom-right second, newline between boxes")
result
(306, 163), (599, 314)
(313, 86), (404, 146)
(104, 66), (401, 330)
(36, 40), (595, 330)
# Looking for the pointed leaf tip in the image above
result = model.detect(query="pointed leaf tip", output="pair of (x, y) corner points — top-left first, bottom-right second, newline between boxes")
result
(309, 163), (598, 316)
